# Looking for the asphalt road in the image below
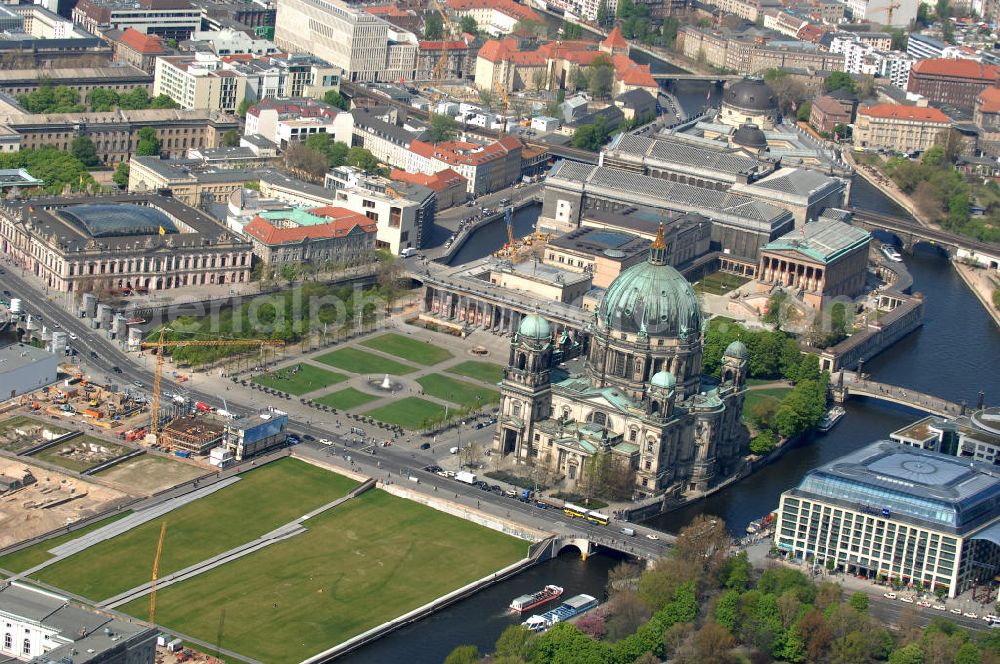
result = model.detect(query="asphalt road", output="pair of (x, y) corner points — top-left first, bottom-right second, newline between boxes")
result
(0, 265), (669, 560)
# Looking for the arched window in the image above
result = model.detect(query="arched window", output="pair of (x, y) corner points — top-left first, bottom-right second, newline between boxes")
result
(4, 633), (11, 650)
(651, 401), (660, 414)
(591, 411), (607, 426)
(629, 427), (638, 442)
(516, 353), (526, 370)
(561, 407), (571, 421)
(22, 639), (29, 656)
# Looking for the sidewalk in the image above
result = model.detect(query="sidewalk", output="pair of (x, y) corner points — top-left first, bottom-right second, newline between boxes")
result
(954, 262), (1000, 328)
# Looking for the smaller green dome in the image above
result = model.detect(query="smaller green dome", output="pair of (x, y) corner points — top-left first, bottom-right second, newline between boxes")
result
(724, 340), (749, 360)
(651, 370), (676, 390)
(518, 313), (551, 340)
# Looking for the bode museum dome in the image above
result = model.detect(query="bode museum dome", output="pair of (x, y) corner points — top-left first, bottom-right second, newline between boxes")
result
(492, 226), (751, 502)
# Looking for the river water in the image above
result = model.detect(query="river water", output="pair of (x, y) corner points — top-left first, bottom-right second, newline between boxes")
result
(342, 66), (1000, 664)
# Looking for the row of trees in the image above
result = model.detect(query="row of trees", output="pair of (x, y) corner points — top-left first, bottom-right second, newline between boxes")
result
(882, 147), (1000, 243)
(283, 134), (382, 182)
(0, 146), (95, 194)
(424, 13), (478, 40)
(446, 514), (1000, 664)
(17, 84), (177, 114)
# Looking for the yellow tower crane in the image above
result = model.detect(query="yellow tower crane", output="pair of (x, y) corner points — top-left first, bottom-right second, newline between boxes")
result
(429, 0), (453, 100)
(141, 327), (285, 445)
(149, 521), (166, 625)
(493, 78), (510, 137)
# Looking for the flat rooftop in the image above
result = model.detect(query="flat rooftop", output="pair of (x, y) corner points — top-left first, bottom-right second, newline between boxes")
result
(491, 259), (591, 288)
(605, 132), (769, 178)
(790, 440), (1000, 532)
(163, 414), (225, 439)
(0, 582), (154, 663)
(549, 226), (649, 259)
(0, 342), (57, 373)
(581, 207), (711, 239)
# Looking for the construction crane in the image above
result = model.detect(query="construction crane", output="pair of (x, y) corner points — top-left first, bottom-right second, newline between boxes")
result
(884, 0), (901, 27)
(493, 78), (510, 136)
(141, 327), (284, 445)
(504, 204), (515, 248)
(149, 521), (166, 625)
(428, 0), (453, 101)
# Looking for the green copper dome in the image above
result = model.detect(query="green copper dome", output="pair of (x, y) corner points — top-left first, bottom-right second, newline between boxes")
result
(597, 226), (702, 337)
(518, 313), (551, 340)
(724, 340), (749, 360)
(651, 370), (676, 390)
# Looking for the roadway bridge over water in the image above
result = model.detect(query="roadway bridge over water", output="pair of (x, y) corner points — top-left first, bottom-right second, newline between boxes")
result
(651, 73), (743, 82)
(847, 208), (1000, 269)
(831, 371), (965, 418)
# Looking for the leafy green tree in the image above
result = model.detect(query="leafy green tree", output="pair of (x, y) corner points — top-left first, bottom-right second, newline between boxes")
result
(150, 93), (179, 109)
(346, 146), (381, 173)
(848, 592), (869, 613)
(0, 146), (93, 194)
(750, 430), (777, 454)
(587, 53), (615, 99)
(135, 127), (161, 156)
(662, 16), (680, 49)
(323, 90), (349, 110)
(825, 71), (856, 93)
(459, 15), (477, 35)
(221, 130), (240, 147)
(71, 137), (100, 167)
(954, 642), (980, 664)
(18, 84), (84, 113)
(596, 0), (610, 26)
(493, 625), (535, 659)
(721, 551), (752, 590)
(113, 161), (130, 189)
(237, 98), (253, 117)
(442, 645), (479, 664)
(430, 113), (459, 143)
(87, 87), (119, 112)
(118, 87), (151, 110)
(891, 28), (908, 50)
(715, 589), (741, 632)
(796, 101), (812, 122)
(424, 12), (443, 39)
(562, 20), (583, 39)
(889, 643), (925, 664)
(922, 145), (946, 166)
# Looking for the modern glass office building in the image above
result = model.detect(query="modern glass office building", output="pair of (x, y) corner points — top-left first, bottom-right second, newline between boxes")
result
(774, 440), (1000, 597)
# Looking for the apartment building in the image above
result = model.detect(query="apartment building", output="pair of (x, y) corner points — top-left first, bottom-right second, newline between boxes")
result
(907, 58), (1000, 111)
(853, 104), (952, 154)
(243, 205), (377, 267)
(409, 136), (523, 196)
(678, 26), (844, 75)
(72, 0), (201, 40)
(185, 28), (279, 56)
(155, 53), (248, 112)
(245, 98), (353, 147)
(274, 0), (417, 83)
(0, 108), (237, 165)
(845, 0), (916, 25)
(416, 39), (476, 81)
(351, 108), (429, 171)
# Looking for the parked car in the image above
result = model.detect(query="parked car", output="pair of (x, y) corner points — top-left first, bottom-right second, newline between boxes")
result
(883, 592), (897, 600)
(419, 442), (431, 450)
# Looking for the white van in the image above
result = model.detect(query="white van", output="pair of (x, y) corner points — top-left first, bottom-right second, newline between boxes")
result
(400, 247), (417, 258)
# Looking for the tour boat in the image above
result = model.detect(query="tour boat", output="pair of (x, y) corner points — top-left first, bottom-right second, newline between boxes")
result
(509, 585), (564, 613)
(817, 406), (846, 433)
(881, 245), (903, 263)
(126, 317), (146, 325)
(521, 594), (598, 633)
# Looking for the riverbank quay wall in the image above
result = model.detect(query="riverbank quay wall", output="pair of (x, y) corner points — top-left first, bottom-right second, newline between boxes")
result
(818, 295), (924, 372)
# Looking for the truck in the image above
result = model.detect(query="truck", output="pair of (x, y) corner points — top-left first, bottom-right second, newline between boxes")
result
(174, 451), (191, 458)
(399, 247), (417, 258)
(455, 471), (477, 485)
(194, 401), (212, 412)
(519, 488), (533, 501)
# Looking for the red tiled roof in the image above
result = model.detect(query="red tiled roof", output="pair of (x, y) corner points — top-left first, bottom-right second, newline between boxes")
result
(601, 26), (627, 50)
(119, 28), (165, 54)
(859, 104), (951, 123)
(365, 4), (409, 16)
(911, 58), (1000, 81)
(796, 24), (827, 43)
(477, 38), (518, 63)
(410, 136), (522, 166)
(446, 0), (541, 22)
(244, 208), (376, 246)
(419, 40), (470, 51)
(390, 167), (467, 192)
(247, 98), (338, 119)
(977, 87), (1000, 113)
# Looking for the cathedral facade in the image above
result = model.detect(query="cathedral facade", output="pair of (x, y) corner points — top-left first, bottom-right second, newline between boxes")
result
(493, 227), (750, 501)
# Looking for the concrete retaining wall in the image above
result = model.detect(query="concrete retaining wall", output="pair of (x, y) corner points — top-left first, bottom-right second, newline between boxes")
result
(83, 448), (144, 475)
(18, 430), (82, 457)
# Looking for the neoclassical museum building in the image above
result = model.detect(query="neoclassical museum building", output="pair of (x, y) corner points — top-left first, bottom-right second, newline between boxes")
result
(493, 226), (750, 500)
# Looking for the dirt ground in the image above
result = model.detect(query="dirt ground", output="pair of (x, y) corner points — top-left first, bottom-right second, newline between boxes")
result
(155, 645), (223, 664)
(95, 455), (206, 495)
(0, 416), (69, 454)
(0, 459), (129, 549)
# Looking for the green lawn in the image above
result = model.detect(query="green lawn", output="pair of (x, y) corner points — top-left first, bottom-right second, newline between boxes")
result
(363, 397), (447, 429)
(744, 387), (792, 422)
(252, 363), (347, 395)
(315, 347), (416, 375)
(0, 512), (130, 574)
(417, 374), (499, 408)
(30, 436), (130, 473)
(33, 459), (357, 601)
(695, 272), (750, 296)
(314, 388), (381, 411)
(446, 360), (504, 384)
(120, 490), (526, 663)
(360, 333), (453, 366)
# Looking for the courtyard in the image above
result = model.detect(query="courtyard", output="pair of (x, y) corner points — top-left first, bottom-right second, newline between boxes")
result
(251, 363), (347, 396)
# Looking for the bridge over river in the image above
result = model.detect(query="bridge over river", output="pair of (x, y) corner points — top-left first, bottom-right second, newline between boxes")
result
(832, 370), (965, 417)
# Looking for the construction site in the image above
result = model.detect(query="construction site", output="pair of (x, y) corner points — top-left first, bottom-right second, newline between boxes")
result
(160, 415), (226, 456)
(18, 366), (149, 431)
(0, 456), (129, 549)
